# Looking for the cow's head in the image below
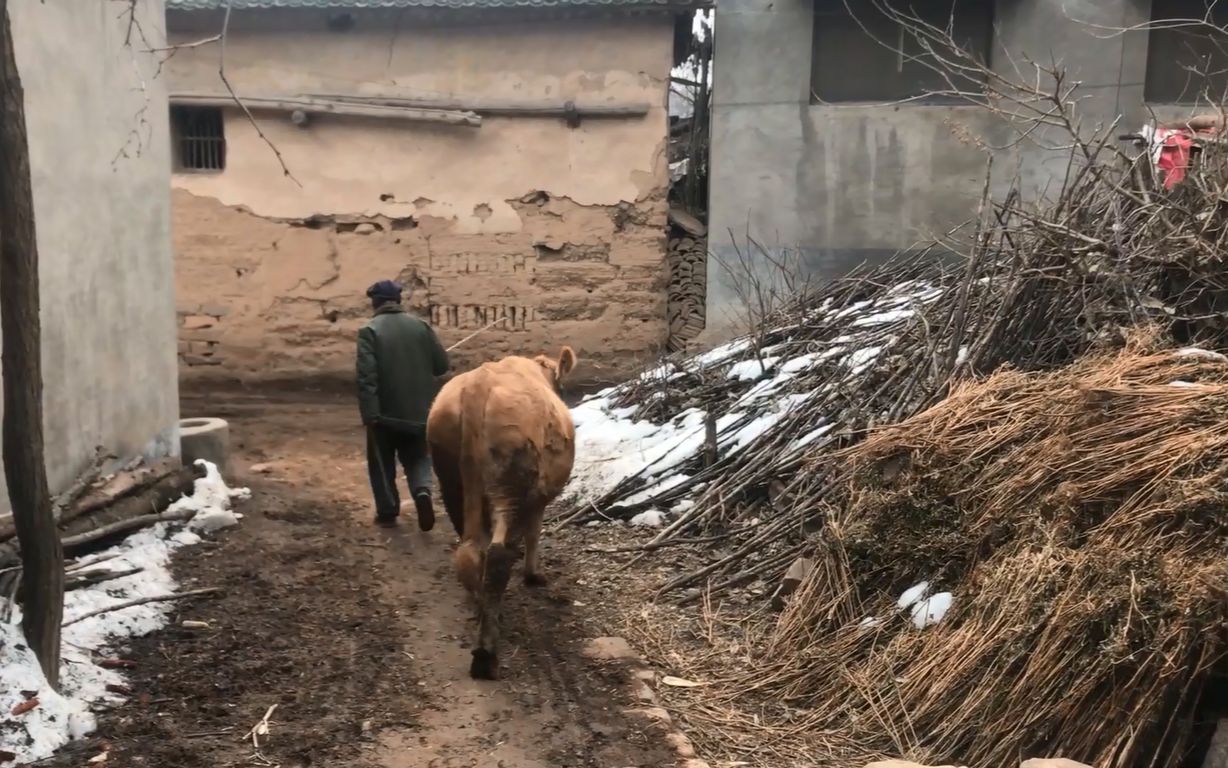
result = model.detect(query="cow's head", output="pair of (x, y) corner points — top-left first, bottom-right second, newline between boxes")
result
(533, 346), (577, 393)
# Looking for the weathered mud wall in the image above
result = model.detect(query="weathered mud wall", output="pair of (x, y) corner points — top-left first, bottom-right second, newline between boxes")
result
(166, 11), (673, 384)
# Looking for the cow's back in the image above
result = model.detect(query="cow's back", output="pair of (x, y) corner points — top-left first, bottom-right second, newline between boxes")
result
(426, 356), (576, 529)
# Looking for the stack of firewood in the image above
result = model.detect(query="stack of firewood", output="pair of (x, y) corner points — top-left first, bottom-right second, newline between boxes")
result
(0, 453), (203, 606)
(667, 207), (708, 352)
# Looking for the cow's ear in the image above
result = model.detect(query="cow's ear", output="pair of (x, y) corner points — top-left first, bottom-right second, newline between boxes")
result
(557, 346), (577, 380)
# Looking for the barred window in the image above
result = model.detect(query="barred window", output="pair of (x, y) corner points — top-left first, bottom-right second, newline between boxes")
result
(171, 106), (225, 172)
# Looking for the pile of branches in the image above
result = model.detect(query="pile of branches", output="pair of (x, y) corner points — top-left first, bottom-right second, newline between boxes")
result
(562, 126), (1228, 603)
(686, 338), (1228, 768)
(0, 454), (203, 612)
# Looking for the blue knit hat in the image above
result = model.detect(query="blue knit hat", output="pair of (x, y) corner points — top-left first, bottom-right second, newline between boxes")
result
(366, 280), (403, 302)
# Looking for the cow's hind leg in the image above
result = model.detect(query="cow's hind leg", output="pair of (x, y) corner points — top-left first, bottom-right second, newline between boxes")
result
(522, 504), (547, 588)
(433, 455), (465, 538)
(471, 503), (514, 680)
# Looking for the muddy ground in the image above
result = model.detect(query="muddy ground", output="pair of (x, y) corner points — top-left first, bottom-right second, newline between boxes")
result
(60, 387), (676, 768)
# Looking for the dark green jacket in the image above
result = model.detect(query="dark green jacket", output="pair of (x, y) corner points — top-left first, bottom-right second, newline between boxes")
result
(357, 305), (449, 433)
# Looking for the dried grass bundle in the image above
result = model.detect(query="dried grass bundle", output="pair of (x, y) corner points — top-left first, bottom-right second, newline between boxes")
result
(690, 338), (1228, 768)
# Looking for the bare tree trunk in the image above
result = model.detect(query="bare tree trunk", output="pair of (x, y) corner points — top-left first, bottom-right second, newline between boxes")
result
(0, 0), (63, 689)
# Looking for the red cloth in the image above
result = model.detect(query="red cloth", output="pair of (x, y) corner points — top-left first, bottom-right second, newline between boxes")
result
(1157, 129), (1195, 190)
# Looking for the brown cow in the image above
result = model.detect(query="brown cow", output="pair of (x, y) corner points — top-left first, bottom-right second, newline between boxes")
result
(426, 347), (577, 679)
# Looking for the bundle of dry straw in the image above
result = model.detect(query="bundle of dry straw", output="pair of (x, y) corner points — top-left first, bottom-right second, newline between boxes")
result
(564, 126), (1228, 603)
(683, 336), (1228, 768)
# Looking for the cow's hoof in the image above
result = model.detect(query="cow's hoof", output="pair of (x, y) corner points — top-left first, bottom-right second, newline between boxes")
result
(524, 572), (548, 588)
(470, 648), (499, 680)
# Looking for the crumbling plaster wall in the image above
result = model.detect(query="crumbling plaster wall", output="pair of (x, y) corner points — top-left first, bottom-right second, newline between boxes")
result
(1, 0), (179, 508)
(166, 11), (673, 384)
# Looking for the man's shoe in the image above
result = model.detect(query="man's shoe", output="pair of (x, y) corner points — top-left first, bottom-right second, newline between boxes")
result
(413, 492), (435, 532)
(375, 513), (399, 528)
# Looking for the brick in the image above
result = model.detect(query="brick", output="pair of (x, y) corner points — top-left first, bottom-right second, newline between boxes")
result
(183, 329), (222, 343)
(182, 355), (222, 366)
(183, 315), (216, 330)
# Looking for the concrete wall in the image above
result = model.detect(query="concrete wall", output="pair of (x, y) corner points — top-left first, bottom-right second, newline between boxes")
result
(707, 0), (1170, 337)
(164, 9), (674, 385)
(0, 0), (179, 505)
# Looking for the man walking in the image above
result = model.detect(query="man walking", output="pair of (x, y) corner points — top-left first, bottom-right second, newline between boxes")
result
(356, 279), (450, 529)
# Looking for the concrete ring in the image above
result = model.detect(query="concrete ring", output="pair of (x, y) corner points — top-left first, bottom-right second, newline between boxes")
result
(179, 417), (230, 475)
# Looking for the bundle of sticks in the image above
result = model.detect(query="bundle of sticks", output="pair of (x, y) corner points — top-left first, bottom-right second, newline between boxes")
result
(0, 453), (204, 611)
(560, 128), (1228, 604)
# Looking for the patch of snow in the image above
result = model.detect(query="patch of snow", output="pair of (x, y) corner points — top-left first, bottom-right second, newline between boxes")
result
(858, 616), (883, 630)
(1, 461), (248, 764)
(1170, 380), (1204, 388)
(830, 300), (874, 321)
(622, 473), (692, 507)
(630, 509), (667, 528)
(567, 400), (708, 500)
(736, 373), (797, 405)
(791, 423), (833, 451)
(847, 345), (885, 375)
(695, 339), (750, 367)
(779, 353), (823, 374)
(851, 309), (914, 327)
(956, 345), (970, 366)
(897, 581), (931, 610)
(637, 363), (685, 383)
(727, 412), (781, 450)
(727, 357), (778, 381)
(910, 592), (954, 629)
(1174, 347), (1228, 363)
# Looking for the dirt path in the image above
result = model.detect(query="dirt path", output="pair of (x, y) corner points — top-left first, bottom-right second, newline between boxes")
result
(75, 389), (673, 768)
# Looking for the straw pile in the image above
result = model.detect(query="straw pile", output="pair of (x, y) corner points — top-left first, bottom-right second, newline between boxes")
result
(562, 132), (1228, 604)
(667, 337), (1228, 768)
(557, 35), (1228, 768)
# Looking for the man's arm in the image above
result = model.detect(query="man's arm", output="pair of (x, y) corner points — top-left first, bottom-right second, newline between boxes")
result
(356, 326), (380, 425)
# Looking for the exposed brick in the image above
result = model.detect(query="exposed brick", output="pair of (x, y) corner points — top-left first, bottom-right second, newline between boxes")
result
(183, 329), (222, 343)
(183, 315), (216, 330)
(182, 355), (222, 366)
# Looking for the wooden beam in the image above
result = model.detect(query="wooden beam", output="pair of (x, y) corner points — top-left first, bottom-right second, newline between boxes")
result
(170, 94), (482, 127)
(306, 92), (652, 118)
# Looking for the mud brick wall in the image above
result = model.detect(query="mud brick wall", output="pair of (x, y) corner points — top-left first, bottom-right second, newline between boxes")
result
(177, 304), (228, 368)
(173, 189), (667, 385)
(166, 13), (675, 386)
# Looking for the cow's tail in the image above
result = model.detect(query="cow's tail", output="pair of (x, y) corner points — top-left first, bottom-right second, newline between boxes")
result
(453, 370), (491, 595)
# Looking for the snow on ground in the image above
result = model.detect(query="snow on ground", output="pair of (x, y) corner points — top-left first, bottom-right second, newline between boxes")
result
(897, 581), (931, 610)
(1174, 347), (1228, 363)
(910, 592), (954, 629)
(564, 280), (945, 525)
(0, 460), (249, 764)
